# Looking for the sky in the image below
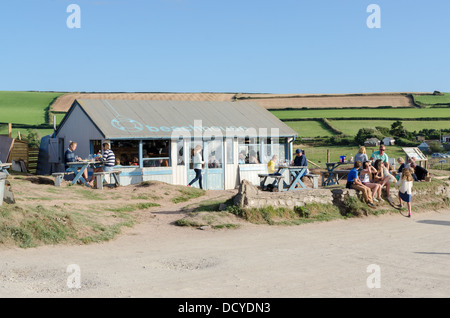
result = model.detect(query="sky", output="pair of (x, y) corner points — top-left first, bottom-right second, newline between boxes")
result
(0, 0), (449, 94)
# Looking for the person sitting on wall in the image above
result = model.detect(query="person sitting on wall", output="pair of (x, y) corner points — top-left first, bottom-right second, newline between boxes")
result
(370, 144), (389, 169)
(411, 162), (429, 181)
(346, 161), (376, 208)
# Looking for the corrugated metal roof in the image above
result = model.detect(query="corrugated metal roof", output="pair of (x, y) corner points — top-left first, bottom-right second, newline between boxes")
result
(74, 99), (297, 139)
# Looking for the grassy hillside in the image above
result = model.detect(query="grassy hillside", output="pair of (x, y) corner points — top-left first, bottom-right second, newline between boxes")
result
(413, 93), (450, 107)
(0, 91), (63, 125)
(271, 107), (450, 120)
(0, 91), (64, 139)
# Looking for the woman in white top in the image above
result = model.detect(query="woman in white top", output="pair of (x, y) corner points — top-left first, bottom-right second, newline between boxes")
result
(398, 167), (414, 217)
(188, 145), (204, 189)
(359, 161), (382, 202)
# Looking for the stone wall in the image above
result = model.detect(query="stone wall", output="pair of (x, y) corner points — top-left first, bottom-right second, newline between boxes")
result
(233, 179), (450, 211)
(234, 180), (358, 210)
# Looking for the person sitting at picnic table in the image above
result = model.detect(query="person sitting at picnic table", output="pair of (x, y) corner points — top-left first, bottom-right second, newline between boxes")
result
(354, 146), (368, 164)
(64, 141), (89, 185)
(88, 142), (116, 186)
(346, 161), (376, 208)
(411, 162), (429, 182)
(267, 155), (281, 176)
(370, 144), (389, 168)
(293, 149), (309, 174)
(373, 159), (395, 203)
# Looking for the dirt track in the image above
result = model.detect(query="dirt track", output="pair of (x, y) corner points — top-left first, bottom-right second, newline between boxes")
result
(1, 204), (449, 298)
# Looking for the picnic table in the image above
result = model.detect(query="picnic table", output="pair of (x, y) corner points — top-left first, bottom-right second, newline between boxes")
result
(322, 161), (354, 187)
(260, 165), (310, 191)
(0, 162), (12, 175)
(66, 160), (103, 187)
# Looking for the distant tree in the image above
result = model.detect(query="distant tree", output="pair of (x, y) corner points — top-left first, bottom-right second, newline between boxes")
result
(390, 120), (407, 138)
(24, 129), (40, 148)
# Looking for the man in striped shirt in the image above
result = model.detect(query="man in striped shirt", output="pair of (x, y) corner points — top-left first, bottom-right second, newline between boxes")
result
(88, 143), (116, 187)
(101, 143), (116, 172)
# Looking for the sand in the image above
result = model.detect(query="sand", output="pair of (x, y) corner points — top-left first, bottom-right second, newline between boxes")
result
(1, 191), (449, 298)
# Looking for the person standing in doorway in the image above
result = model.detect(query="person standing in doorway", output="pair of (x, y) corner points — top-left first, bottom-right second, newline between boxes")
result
(188, 145), (204, 189)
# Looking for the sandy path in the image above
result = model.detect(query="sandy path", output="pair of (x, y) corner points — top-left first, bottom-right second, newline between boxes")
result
(1, 204), (449, 298)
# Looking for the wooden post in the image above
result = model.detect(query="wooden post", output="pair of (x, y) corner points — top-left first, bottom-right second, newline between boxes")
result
(327, 149), (330, 163)
(8, 123), (12, 137)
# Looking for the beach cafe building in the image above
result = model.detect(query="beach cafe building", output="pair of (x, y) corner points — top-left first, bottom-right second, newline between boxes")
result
(51, 99), (297, 190)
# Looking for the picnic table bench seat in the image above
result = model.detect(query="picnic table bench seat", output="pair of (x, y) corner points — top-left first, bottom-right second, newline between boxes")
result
(93, 170), (122, 189)
(305, 173), (320, 189)
(258, 173), (284, 192)
(52, 171), (75, 187)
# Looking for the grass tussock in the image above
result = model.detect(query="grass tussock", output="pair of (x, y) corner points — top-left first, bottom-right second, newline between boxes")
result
(227, 203), (343, 226)
(0, 203), (135, 248)
(172, 187), (206, 204)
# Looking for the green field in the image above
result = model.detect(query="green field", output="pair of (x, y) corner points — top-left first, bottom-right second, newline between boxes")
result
(329, 120), (450, 136)
(285, 120), (335, 137)
(0, 91), (65, 139)
(413, 93), (450, 106)
(271, 107), (450, 120)
(0, 91), (63, 125)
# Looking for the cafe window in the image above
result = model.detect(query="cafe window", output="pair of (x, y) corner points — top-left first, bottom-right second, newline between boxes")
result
(206, 138), (223, 169)
(142, 140), (170, 167)
(238, 137), (260, 164)
(265, 137), (287, 164)
(110, 140), (140, 167)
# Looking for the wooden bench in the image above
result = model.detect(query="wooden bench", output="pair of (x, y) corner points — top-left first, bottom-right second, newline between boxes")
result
(93, 170), (121, 190)
(305, 173), (320, 189)
(52, 172), (74, 187)
(258, 173), (284, 192)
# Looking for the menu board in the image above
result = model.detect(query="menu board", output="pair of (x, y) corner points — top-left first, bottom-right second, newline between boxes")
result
(402, 147), (427, 161)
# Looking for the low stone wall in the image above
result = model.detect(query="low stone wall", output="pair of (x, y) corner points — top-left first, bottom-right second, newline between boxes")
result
(234, 180), (359, 210)
(233, 179), (450, 211)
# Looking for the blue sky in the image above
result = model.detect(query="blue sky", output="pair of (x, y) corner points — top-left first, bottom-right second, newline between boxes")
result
(0, 0), (449, 94)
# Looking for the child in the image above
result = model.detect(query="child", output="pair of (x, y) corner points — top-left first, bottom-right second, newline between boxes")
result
(398, 168), (414, 217)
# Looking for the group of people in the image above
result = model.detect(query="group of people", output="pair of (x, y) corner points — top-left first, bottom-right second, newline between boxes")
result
(347, 145), (429, 218)
(64, 141), (116, 187)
